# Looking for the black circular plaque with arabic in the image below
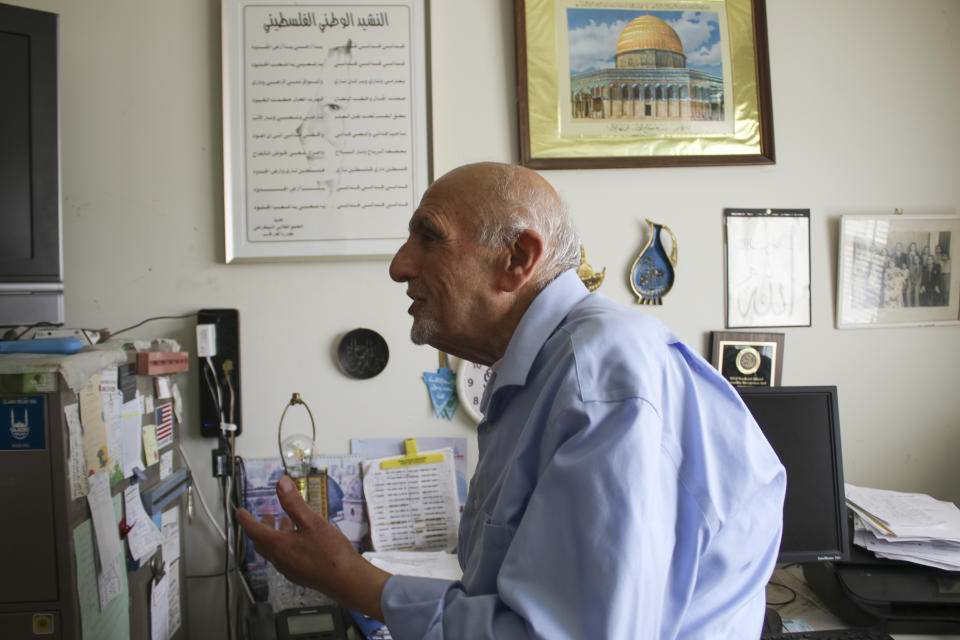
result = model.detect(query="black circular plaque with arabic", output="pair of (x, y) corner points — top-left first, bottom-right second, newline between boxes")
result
(337, 328), (389, 379)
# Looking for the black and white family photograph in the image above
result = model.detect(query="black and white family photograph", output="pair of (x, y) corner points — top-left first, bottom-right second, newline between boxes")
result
(838, 215), (960, 328)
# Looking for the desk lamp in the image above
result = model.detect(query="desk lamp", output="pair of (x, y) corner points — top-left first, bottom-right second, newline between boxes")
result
(277, 392), (318, 502)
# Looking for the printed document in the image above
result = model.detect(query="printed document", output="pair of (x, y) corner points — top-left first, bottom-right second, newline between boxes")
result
(362, 447), (459, 552)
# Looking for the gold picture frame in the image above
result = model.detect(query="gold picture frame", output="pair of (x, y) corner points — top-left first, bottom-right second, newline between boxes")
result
(710, 330), (784, 388)
(516, 0), (774, 169)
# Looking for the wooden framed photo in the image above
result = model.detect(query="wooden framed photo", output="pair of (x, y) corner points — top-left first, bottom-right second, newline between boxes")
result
(710, 331), (784, 388)
(221, 0), (431, 261)
(724, 208), (811, 328)
(515, 0), (775, 169)
(836, 214), (960, 328)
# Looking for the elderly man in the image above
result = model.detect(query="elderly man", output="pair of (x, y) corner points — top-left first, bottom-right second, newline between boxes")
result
(238, 162), (786, 639)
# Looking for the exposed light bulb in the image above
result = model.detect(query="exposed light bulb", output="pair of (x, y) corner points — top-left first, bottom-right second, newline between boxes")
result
(280, 433), (316, 498)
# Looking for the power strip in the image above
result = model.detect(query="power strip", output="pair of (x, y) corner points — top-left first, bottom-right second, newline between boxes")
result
(197, 309), (241, 437)
(34, 328), (102, 343)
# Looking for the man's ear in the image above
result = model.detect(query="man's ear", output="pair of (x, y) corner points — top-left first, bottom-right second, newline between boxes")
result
(497, 229), (543, 292)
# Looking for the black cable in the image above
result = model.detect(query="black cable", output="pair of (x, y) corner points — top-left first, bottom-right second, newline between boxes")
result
(224, 474), (233, 640)
(203, 359), (223, 425)
(766, 580), (797, 607)
(108, 312), (198, 339)
(232, 456), (249, 569)
(1, 321), (63, 339)
(4, 312), (197, 341)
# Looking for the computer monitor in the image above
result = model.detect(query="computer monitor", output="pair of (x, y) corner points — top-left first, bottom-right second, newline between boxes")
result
(737, 385), (850, 564)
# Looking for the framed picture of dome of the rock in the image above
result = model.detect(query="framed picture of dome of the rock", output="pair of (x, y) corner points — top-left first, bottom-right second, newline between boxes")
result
(516, 0), (775, 169)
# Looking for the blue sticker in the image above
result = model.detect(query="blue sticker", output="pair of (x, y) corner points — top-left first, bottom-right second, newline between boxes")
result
(423, 368), (458, 421)
(0, 396), (46, 451)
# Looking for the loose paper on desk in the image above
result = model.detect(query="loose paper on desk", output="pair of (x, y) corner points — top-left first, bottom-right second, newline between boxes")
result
(362, 446), (460, 552)
(845, 483), (960, 538)
(846, 483), (960, 571)
(362, 549), (463, 581)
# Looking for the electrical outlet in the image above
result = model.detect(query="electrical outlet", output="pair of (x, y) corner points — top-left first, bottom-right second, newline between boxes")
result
(196, 323), (217, 357)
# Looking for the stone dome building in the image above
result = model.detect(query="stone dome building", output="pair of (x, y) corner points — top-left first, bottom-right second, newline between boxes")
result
(570, 12), (724, 121)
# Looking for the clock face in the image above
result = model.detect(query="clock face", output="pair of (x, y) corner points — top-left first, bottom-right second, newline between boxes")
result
(457, 360), (493, 423)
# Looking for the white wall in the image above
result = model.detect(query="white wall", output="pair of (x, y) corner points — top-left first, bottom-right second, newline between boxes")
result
(11, 0), (960, 636)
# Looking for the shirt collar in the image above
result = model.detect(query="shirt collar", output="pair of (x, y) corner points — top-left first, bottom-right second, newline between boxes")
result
(486, 269), (589, 398)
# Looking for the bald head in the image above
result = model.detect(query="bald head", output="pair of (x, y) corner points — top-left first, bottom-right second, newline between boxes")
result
(432, 162), (580, 288)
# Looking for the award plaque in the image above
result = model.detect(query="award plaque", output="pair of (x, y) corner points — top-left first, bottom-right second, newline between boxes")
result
(710, 331), (784, 388)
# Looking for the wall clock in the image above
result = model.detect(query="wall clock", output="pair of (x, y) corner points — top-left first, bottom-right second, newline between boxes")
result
(456, 359), (493, 423)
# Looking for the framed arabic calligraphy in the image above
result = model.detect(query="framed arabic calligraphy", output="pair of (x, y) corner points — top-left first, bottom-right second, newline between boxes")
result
(724, 208), (810, 328)
(222, 0), (430, 261)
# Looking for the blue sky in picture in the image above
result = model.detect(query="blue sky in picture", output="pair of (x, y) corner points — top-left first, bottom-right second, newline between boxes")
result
(567, 9), (723, 76)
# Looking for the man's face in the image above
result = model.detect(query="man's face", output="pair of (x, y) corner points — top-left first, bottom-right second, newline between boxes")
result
(389, 179), (499, 356)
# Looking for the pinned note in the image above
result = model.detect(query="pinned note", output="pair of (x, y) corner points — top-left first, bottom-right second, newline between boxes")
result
(121, 396), (144, 479)
(362, 440), (459, 552)
(142, 425), (160, 466)
(123, 484), (161, 562)
(64, 403), (89, 499)
(80, 374), (111, 476)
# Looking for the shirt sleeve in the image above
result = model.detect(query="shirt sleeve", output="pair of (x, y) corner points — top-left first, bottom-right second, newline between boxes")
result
(382, 398), (682, 640)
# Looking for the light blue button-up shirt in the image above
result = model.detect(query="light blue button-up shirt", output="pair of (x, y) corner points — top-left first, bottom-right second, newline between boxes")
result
(382, 270), (786, 639)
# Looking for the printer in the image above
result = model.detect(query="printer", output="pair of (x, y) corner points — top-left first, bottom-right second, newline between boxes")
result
(803, 520), (960, 634)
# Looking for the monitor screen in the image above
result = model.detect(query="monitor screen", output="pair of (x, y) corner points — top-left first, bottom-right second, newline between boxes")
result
(738, 386), (849, 564)
(0, 4), (63, 325)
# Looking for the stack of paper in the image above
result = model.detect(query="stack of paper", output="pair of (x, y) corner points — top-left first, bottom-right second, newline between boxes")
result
(846, 483), (960, 571)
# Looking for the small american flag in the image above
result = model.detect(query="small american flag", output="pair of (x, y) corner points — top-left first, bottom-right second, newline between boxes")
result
(156, 402), (174, 448)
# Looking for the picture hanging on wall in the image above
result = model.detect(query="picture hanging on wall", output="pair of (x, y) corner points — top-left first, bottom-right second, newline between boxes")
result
(515, 0), (775, 169)
(724, 208), (811, 328)
(836, 214), (960, 328)
(221, 0), (431, 261)
(710, 330), (784, 388)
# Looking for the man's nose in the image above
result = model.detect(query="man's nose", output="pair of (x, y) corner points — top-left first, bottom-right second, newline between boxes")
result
(389, 240), (413, 283)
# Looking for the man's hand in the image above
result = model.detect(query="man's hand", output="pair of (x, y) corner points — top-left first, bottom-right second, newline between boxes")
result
(236, 476), (391, 621)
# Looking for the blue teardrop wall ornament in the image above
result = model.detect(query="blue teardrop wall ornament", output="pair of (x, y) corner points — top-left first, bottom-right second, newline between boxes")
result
(629, 219), (678, 305)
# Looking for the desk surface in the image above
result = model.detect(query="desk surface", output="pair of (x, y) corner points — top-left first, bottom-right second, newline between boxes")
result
(769, 567), (960, 640)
